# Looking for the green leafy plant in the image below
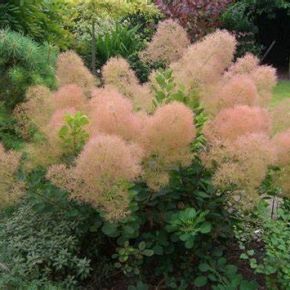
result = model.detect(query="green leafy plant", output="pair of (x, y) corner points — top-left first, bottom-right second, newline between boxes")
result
(58, 112), (89, 157)
(95, 23), (143, 67)
(0, 0), (73, 49)
(237, 203), (290, 289)
(0, 203), (91, 289)
(152, 68), (198, 109)
(165, 208), (211, 249)
(113, 241), (153, 276)
(195, 256), (258, 289)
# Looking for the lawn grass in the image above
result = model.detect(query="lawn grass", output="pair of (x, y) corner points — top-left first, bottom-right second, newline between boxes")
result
(272, 80), (290, 105)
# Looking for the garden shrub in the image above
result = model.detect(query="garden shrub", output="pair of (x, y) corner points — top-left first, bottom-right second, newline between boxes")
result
(0, 143), (24, 207)
(155, 0), (233, 40)
(0, 30), (57, 109)
(68, 0), (161, 76)
(0, 203), (91, 289)
(236, 202), (290, 289)
(0, 0), (73, 49)
(2, 20), (290, 288)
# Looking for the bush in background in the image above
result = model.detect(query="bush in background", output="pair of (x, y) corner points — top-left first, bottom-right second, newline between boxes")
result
(0, 30), (57, 109)
(0, 0), (73, 50)
(155, 0), (233, 40)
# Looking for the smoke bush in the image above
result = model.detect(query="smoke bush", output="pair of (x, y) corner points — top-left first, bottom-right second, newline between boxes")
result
(0, 144), (24, 206)
(51, 84), (86, 111)
(207, 133), (276, 207)
(225, 53), (277, 105)
(16, 27), (287, 215)
(56, 51), (96, 95)
(204, 75), (259, 114)
(102, 57), (153, 111)
(273, 129), (290, 167)
(141, 102), (196, 189)
(13, 85), (52, 139)
(250, 66), (277, 105)
(140, 19), (190, 64)
(204, 105), (271, 143)
(170, 30), (237, 94)
(47, 135), (143, 220)
(225, 53), (259, 78)
(88, 88), (144, 142)
(273, 129), (290, 197)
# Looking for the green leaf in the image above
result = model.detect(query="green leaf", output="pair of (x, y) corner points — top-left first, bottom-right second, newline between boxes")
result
(194, 276), (208, 287)
(240, 253), (248, 260)
(143, 249), (154, 257)
(138, 241), (146, 251)
(200, 222), (212, 234)
(199, 263), (210, 272)
(102, 222), (119, 237)
(247, 250), (255, 256)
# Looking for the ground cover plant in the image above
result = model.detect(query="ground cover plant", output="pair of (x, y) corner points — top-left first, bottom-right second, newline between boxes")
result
(0, 16), (289, 289)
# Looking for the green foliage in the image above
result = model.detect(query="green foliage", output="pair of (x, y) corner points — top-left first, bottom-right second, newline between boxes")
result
(236, 202), (290, 289)
(0, 103), (23, 150)
(95, 23), (143, 67)
(152, 68), (199, 109)
(98, 157), (242, 288)
(0, 203), (91, 289)
(165, 208), (211, 249)
(222, 0), (290, 57)
(0, 30), (57, 108)
(0, 0), (73, 49)
(113, 241), (153, 276)
(58, 112), (89, 158)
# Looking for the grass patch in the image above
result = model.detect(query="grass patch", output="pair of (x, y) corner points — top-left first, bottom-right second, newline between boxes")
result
(272, 80), (290, 105)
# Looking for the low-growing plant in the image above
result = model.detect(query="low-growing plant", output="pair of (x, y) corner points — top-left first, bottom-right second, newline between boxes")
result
(237, 202), (290, 289)
(0, 203), (91, 289)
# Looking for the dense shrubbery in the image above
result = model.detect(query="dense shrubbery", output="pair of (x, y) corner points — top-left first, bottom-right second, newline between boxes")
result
(0, 18), (289, 289)
(0, 30), (57, 109)
(155, 0), (233, 40)
(0, 0), (73, 49)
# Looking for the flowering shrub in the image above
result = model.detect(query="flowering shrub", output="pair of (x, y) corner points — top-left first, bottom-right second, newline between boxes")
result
(102, 57), (153, 111)
(4, 22), (290, 288)
(56, 51), (97, 95)
(140, 19), (190, 64)
(0, 144), (24, 206)
(13, 22), (288, 216)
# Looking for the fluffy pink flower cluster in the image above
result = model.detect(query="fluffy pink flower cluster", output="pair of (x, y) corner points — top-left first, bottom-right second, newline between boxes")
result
(102, 57), (153, 111)
(56, 51), (97, 95)
(170, 30), (237, 95)
(203, 104), (276, 206)
(224, 53), (277, 106)
(47, 135), (143, 220)
(0, 144), (24, 206)
(140, 19), (190, 64)
(204, 106), (272, 143)
(141, 102), (196, 189)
